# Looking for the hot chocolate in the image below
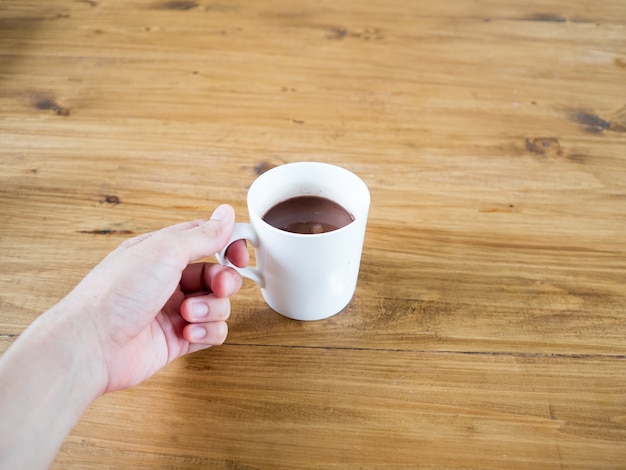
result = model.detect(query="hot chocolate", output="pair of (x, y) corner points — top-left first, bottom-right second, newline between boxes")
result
(262, 196), (354, 234)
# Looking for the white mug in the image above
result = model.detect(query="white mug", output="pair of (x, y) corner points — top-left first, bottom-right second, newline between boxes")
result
(217, 162), (370, 321)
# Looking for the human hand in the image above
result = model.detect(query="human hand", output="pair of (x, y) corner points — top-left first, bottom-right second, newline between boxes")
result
(62, 204), (248, 394)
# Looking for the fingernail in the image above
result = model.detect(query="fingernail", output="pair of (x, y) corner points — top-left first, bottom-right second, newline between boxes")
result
(191, 302), (208, 319)
(210, 204), (229, 221)
(191, 325), (207, 340)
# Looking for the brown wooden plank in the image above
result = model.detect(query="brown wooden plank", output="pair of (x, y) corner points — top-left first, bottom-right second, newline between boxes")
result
(1, 0), (625, 467)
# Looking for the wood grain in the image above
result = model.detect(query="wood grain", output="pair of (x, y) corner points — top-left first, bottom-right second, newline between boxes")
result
(1, 0), (625, 468)
(60, 345), (626, 469)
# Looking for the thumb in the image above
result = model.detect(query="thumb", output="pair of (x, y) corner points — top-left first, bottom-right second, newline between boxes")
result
(169, 204), (236, 264)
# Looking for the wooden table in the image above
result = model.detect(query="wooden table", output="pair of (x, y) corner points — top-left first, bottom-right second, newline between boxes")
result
(2, 0), (625, 468)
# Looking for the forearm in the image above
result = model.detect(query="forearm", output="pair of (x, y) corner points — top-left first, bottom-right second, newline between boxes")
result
(0, 301), (106, 469)
(0, 212), (241, 468)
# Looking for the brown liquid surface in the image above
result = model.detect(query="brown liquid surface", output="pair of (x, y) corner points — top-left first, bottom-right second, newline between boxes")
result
(262, 196), (355, 234)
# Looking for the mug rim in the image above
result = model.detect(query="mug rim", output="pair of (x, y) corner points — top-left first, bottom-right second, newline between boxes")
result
(247, 161), (370, 238)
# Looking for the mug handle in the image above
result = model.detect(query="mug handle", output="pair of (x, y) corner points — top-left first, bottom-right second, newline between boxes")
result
(216, 223), (265, 287)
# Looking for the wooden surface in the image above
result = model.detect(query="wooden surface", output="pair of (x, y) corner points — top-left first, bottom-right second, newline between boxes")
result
(1, 0), (626, 468)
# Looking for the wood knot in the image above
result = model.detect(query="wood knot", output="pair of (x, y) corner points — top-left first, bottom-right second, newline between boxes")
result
(565, 108), (624, 133)
(155, 0), (198, 10)
(254, 160), (284, 176)
(567, 109), (610, 133)
(101, 194), (121, 205)
(31, 91), (70, 116)
(78, 229), (133, 235)
(325, 26), (383, 41)
(525, 137), (562, 157)
(524, 13), (567, 23)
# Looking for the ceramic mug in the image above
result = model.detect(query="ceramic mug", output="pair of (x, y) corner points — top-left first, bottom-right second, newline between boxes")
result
(217, 162), (370, 321)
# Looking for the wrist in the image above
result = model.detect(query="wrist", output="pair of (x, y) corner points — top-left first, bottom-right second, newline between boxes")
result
(51, 294), (110, 400)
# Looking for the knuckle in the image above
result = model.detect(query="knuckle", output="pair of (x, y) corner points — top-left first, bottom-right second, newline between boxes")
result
(197, 221), (222, 242)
